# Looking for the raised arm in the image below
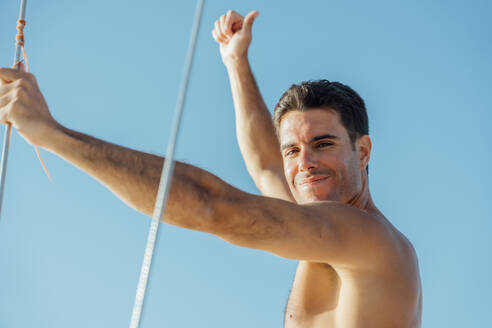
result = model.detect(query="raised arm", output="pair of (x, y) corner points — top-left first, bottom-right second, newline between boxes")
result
(0, 68), (397, 268)
(45, 126), (393, 268)
(212, 11), (294, 202)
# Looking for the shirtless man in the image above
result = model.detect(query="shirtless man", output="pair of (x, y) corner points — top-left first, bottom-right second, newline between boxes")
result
(0, 10), (421, 328)
(212, 10), (422, 327)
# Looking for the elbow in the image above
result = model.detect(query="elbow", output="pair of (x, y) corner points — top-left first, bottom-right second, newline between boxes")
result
(209, 193), (288, 251)
(202, 187), (257, 242)
(203, 189), (240, 235)
(165, 174), (233, 233)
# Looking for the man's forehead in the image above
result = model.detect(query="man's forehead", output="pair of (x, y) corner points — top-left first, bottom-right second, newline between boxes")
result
(278, 108), (345, 142)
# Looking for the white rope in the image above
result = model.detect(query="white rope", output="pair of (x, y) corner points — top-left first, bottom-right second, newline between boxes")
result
(0, 0), (28, 219)
(129, 1), (204, 327)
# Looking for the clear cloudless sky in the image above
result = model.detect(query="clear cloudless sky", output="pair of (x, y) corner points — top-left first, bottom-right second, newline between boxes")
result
(0, 0), (490, 327)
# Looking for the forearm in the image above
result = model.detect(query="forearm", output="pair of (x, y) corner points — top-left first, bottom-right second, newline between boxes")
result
(43, 124), (231, 232)
(38, 123), (370, 264)
(226, 58), (282, 172)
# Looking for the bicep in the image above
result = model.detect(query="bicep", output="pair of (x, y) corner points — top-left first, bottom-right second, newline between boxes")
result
(239, 140), (294, 201)
(255, 167), (295, 202)
(214, 195), (394, 268)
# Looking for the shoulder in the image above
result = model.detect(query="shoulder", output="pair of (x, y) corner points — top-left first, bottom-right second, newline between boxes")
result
(319, 204), (416, 270)
(370, 213), (420, 274)
(294, 202), (407, 267)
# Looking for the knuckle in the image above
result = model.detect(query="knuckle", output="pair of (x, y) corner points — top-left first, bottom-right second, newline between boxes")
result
(5, 103), (15, 118)
(12, 88), (21, 99)
(9, 99), (26, 114)
(12, 92), (21, 103)
(12, 86), (26, 101)
(26, 72), (36, 82)
(17, 84), (27, 95)
(16, 78), (28, 88)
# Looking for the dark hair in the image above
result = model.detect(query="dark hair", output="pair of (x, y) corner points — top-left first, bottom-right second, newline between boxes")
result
(273, 80), (369, 148)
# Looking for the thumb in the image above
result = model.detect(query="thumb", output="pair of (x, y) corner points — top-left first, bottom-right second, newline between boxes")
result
(18, 61), (26, 72)
(242, 10), (259, 33)
(0, 67), (21, 84)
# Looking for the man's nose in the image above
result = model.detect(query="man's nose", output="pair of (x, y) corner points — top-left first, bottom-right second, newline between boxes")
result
(298, 148), (318, 172)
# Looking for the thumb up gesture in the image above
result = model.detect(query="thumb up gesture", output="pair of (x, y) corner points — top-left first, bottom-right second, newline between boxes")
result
(212, 10), (259, 67)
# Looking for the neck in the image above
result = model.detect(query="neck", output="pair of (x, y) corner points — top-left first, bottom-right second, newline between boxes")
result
(346, 170), (376, 212)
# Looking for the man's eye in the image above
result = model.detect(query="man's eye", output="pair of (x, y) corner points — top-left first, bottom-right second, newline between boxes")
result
(317, 142), (333, 148)
(285, 149), (298, 157)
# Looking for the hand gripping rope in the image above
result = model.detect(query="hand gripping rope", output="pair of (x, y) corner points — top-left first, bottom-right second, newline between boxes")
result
(129, 1), (204, 327)
(0, 0), (51, 219)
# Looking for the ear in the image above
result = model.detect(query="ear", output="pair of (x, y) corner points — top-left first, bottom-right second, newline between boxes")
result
(356, 135), (372, 170)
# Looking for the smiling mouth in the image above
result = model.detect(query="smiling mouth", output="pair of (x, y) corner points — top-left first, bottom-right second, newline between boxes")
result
(298, 176), (329, 186)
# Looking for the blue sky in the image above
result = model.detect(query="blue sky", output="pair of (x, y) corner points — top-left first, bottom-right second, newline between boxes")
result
(0, 0), (491, 327)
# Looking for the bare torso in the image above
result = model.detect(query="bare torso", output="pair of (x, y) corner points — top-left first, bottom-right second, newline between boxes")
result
(284, 230), (422, 328)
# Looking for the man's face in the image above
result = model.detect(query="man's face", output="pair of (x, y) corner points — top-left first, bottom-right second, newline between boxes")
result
(279, 108), (366, 204)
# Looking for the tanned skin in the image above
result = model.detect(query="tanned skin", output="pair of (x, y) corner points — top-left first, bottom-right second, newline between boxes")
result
(0, 10), (421, 327)
(212, 10), (422, 327)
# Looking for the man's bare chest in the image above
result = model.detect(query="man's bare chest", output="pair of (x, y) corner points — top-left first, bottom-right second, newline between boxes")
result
(283, 259), (422, 328)
(284, 261), (340, 327)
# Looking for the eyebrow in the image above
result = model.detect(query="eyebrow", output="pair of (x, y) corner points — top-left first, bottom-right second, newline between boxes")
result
(280, 134), (339, 151)
(311, 134), (339, 142)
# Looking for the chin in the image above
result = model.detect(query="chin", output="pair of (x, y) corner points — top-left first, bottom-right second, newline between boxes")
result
(297, 190), (341, 204)
(294, 178), (343, 204)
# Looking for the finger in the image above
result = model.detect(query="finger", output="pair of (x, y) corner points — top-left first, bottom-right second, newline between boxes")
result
(211, 29), (220, 43)
(0, 93), (13, 109)
(16, 61), (26, 72)
(214, 20), (227, 43)
(242, 10), (259, 33)
(229, 11), (245, 33)
(0, 102), (13, 125)
(219, 15), (227, 36)
(0, 67), (31, 84)
(217, 17), (229, 42)
(225, 10), (234, 36)
(0, 78), (33, 98)
(213, 20), (222, 41)
(0, 82), (16, 97)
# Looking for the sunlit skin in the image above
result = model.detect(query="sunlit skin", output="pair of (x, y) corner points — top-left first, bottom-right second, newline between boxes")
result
(213, 10), (421, 327)
(0, 9), (422, 327)
(279, 109), (371, 206)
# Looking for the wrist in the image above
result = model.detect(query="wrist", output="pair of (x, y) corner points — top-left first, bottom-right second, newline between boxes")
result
(224, 53), (250, 71)
(40, 121), (66, 151)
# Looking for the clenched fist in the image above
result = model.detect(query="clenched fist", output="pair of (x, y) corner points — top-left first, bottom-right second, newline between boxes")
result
(0, 68), (59, 147)
(211, 10), (259, 67)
